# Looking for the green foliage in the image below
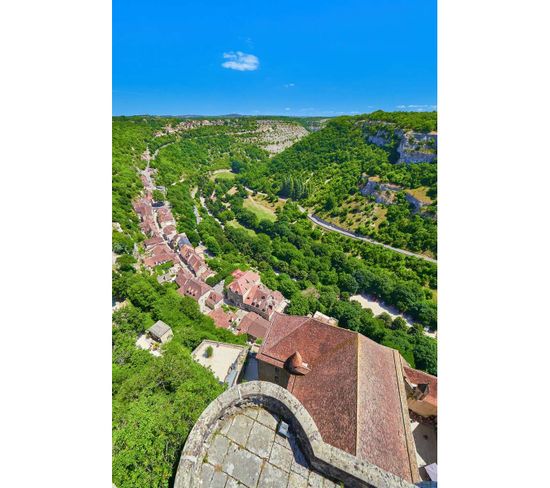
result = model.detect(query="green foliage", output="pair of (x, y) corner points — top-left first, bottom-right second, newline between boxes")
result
(152, 189), (164, 202)
(363, 110), (437, 132)
(112, 271), (246, 488)
(113, 232), (134, 254)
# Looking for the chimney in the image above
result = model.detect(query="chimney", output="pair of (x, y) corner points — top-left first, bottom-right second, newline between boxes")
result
(286, 351), (311, 375)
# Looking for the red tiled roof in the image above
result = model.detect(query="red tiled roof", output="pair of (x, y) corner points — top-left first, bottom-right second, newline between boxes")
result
(143, 236), (163, 249)
(403, 366), (438, 407)
(175, 268), (193, 287)
(143, 251), (174, 267)
(188, 254), (205, 274)
(177, 277), (212, 301)
(243, 285), (284, 315)
(237, 312), (271, 340)
(228, 269), (260, 296)
(206, 290), (223, 308)
(257, 313), (417, 483)
(208, 308), (236, 329)
(163, 224), (177, 236)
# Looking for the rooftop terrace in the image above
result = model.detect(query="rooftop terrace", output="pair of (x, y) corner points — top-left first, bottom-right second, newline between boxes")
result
(191, 340), (247, 386)
(175, 381), (417, 488)
(198, 405), (341, 487)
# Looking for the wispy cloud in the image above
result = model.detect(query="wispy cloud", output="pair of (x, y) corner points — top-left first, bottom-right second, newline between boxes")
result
(221, 51), (259, 71)
(396, 104), (437, 111)
(283, 83), (295, 88)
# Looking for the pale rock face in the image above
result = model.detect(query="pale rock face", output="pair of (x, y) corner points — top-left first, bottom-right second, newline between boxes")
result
(365, 122), (437, 164)
(397, 132), (437, 164)
(360, 179), (402, 205)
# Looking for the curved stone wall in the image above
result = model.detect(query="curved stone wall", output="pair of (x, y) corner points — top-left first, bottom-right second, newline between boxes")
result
(174, 381), (417, 488)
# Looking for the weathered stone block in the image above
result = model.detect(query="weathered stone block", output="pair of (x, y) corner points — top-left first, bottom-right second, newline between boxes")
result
(258, 462), (289, 487)
(246, 421), (275, 459)
(227, 414), (254, 446)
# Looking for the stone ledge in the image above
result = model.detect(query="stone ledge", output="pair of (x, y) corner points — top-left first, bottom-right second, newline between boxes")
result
(174, 381), (417, 488)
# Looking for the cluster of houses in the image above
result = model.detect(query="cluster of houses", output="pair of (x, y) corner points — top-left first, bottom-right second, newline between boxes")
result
(128, 160), (438, 484)
(131, 166), (288, 345)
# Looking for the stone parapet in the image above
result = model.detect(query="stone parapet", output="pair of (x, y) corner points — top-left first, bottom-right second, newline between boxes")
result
(174, 381), (417, 488)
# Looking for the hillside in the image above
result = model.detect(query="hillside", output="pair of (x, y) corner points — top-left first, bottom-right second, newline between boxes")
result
(238, 112), (438, 256)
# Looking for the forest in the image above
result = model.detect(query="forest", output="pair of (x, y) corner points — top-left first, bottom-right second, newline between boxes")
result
(112, 271), (246, 488)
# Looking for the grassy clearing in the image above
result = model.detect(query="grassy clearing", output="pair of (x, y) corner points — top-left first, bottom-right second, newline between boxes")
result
(255, 193), (286, 212)
(209, 170), (237, 182)
(243, 196), (277, 222)
(405, 187), (432, 204)
(226, 220), (257, 236)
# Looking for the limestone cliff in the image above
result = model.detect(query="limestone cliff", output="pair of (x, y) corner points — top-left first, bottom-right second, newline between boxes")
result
(363, 121), (437, 164)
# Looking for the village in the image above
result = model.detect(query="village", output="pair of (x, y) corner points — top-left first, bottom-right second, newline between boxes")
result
(124, 157), (438, 485)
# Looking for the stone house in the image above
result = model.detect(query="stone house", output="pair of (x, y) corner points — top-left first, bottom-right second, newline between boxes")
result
(147, 320), (173, 344)
(236, 311), (271, 342)
(177, 277), (213, 308)
(205, 290), (223, 310)
(226, 269), (285, 320)
(162, 224), (177, 241)
(403, 365), (438, 418)
(156, 207), (176, 228)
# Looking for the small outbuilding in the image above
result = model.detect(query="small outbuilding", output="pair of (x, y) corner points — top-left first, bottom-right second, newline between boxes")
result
(147, 320), (173, 344)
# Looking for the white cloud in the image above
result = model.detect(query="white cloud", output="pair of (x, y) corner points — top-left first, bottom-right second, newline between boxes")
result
(221, 51), (259, 71)
(285, 107), (291, 111)
(283, 83), (295, 88)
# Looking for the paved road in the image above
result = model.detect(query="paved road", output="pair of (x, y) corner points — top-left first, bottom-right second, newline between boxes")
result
(237, 185), (436, 263)
(308, 214), (437, 264)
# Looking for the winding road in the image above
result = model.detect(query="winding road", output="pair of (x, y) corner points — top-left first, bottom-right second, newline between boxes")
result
(307, 214), (437, 263)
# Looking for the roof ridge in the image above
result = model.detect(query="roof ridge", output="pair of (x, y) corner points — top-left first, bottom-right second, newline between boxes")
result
(263, 313), (309, 351)
(392, 350), (420, 483)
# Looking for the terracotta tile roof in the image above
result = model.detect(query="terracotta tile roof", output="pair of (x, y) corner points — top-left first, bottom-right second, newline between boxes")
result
(257, 312), (417, 483)
(243, 285), (284, 316)
(403, 366), (438, 407)
(177, 277), (212, 301)
(237, 312), (271, 340)
(143, 251), (174, 267)
(175, 268), (193, 287)
(228, 269), (260, 296)
(188, 254), (205, 274)
(143, 236), (163, 249)
(162, 224), (177, 236)
(157, 207), (175, 225)
(208, 307), (236, 329)
(206, 290), (223, 308)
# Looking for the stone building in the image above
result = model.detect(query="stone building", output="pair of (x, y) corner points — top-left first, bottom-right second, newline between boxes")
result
(174, 381), (418, 488)
(147, 320), (173, 344)
(403, 365), (438, 419)
(255, 312), (421, 484)
(226, 269), (285, 320)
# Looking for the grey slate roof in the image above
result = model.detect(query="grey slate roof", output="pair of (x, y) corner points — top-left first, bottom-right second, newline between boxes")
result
(148, 320), (172, 338)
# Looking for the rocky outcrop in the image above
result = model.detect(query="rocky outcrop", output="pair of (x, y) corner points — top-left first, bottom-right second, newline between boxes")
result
(363, 122), (437, 164)
(404, 192), (430, 212)
(360, 178), (433, 214)
(397, 132), (437, 164)
(360, 178), (402, 205)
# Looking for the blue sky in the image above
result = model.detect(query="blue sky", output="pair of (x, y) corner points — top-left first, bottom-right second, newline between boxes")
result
(113, 0), (436, 116)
